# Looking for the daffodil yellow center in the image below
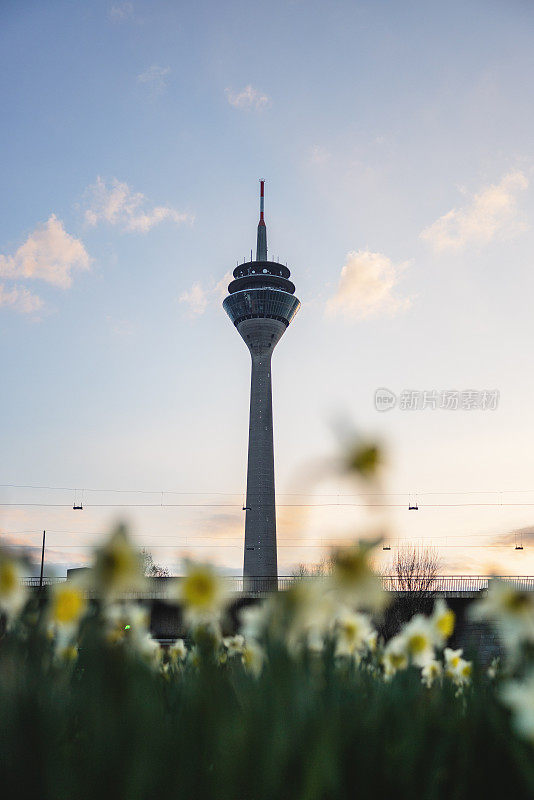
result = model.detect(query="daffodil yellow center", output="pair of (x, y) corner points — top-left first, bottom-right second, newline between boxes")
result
(504, 591), (531, 613)
(436, 610), (455, 638)
(53, 589), (85, 624)
(408, 634), (427, 654)
(184, 572), (216, 608)
(0, 563), (17, 595)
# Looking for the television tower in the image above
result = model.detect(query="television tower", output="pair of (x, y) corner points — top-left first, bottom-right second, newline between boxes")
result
(223, 181), (300, 590)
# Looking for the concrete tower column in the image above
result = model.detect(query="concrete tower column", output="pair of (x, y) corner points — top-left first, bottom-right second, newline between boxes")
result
(222, 181), (300, 593)
(238, 317), (286, 590)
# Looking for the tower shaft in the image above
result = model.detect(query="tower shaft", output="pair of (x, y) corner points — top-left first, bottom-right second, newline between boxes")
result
(222, 181), (300, 593)
(239, 318), (286, 590)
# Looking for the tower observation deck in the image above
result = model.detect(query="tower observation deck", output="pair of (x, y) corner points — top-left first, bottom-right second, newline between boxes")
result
(223, 181), (300, 590)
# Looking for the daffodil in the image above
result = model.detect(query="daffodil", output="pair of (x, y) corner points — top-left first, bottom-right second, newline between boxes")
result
(136, 633), (162, 668)
(401, 615), (435, 667)
(334, 609), (373, 657)
(0, 553), (27, 619)
(471, 579), (534, 655)
(242, 639), (265, 677)
(55, 643), (79, 664)
(444, 647), (472, 686)
(501, 671), (534, 741)
(431, 600), (455, 646)
(93, 525), (147, 600)
(50, 582), (87, 630)
(421, 659), (442, 688)
(178, 561), (228, 624)
(383, 635), (409, 678)
(104, 602), (150, 645)
(329, 540), (387, 612)
(223, 634), (245, 656)
(169, 638), (188, 663)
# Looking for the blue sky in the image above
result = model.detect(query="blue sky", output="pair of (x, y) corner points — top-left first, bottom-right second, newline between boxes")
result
(2, 0), (534, 575)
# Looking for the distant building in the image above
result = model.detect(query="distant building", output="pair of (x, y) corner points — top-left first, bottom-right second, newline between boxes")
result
(223, 181), (300, 590)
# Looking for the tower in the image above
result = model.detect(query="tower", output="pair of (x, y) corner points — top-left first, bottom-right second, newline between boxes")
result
(223, 181), (300, 590)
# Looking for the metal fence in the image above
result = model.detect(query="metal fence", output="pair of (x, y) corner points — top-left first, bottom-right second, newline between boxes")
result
(21, 575), (534, 595)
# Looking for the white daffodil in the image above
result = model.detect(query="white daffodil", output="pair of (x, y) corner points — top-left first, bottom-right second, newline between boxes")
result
(0, 554), (27, 619)
(383, 635), (409, 678)
(169, 638), (188, 663)
(334, 609), (373, 657)
(401, 614), (436, 667)
(444, 648), (472, 686)
(430, 600), (455, 647)
(49, 581), (87, 631)
(365, 629), (378, 653)
(223, 634), (245, 656)
(178, 561), (228, 625)
(54, 642), (79, 665)
(136, 633), (162, 668)
(329, 541), (387, 613)
(92, 525), (147, 600)
(421, 659), (443, 688)
(242, 639), (265, 677)
(239, 601), (270, 641)
(501, 671), (534, 741)
(471, 579), (534, 655)
(104, 602), (150, 645)
(487, 657), (500, 680)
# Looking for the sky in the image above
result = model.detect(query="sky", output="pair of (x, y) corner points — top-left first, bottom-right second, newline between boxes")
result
(2, 0), (534, 576)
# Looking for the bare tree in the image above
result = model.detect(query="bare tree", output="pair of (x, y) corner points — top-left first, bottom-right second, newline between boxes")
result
(381, 545), (440, 638)
(292, 556), (334, 578)
(390, 545), (439, 593)
(141, 549), (170, 578)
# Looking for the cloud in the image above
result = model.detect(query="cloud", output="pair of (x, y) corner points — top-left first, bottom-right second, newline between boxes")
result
(0, 215), (90, 289)
(179, 272), (233, 317)
(109, 2), (133, 20)
(0, 284), (43, 314)
(309, 145), (331, 165)
(225, 85), (270, 110)
(179, 282), (208, 317)
(326, 250), (412, 320)
(84, 177), (193, 233)
(420, 170), (529, 252)
(137, 65), (170, 95)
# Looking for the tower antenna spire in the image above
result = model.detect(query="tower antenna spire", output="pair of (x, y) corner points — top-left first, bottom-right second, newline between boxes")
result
(256, 179), (267, 260)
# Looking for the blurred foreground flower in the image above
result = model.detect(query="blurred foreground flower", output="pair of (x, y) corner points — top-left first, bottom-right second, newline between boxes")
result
(50, 582), (87, 631)
(421, 659), (442, 688)
(444, 648), (472, 687)
(501, 671), (534, 741)
(401, 614), (435, 667)
(92, 525), (147, 599)
(329, 540), (387, 612)
(242, 639), (265, 677)
(0, 553), (27, 619)
(431, 599), (455, 646)
(471, 579), (534, 655)
(178, 561), (228, 625)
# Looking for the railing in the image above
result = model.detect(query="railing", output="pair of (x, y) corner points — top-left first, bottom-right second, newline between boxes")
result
(21, 575), (534, 595)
